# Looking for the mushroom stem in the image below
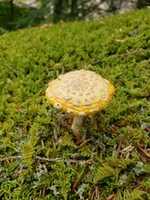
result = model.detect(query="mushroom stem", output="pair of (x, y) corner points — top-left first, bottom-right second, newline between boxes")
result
(71, 115), (84, 144)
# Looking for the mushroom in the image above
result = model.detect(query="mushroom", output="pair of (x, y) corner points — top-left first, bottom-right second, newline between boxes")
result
(46, 70), (115, 144)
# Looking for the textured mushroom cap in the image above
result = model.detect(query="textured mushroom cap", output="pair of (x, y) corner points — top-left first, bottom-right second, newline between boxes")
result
(46, 70), (115, 115)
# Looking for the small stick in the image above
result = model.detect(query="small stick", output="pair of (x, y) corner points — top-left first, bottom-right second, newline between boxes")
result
(136, 145), (150, 159)
(0, 155), (93, 165)
(0, 155), (21, 161)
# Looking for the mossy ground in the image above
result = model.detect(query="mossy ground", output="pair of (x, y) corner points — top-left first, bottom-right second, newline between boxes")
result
(0, 9), (150, 200)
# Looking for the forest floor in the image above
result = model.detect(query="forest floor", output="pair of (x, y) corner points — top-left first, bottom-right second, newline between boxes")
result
(0, 9), (150, 200)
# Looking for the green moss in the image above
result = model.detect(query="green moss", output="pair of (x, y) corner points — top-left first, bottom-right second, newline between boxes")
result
(0, 9), (150, 200)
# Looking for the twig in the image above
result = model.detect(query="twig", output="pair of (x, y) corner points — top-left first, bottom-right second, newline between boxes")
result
(106, 193), (116, 200)
(136, 145), (150, 160)
(90, 186), (100, 200)
(0, 155), (21, 162)
(77, 139), (91, 149)
(121, 145), (134, 153)
(116, 136), (124, 157)
(36, 156), (62, 162)
(0, 155), (93, 165)
(67, 159), (93, 164)
(36, 156), (93, 164)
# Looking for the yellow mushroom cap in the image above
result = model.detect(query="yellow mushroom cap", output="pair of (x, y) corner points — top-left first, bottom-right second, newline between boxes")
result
(46, 70), (115, 115)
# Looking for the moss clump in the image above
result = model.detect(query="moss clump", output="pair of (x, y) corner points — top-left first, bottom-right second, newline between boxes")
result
(0, 9), (150, 200)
